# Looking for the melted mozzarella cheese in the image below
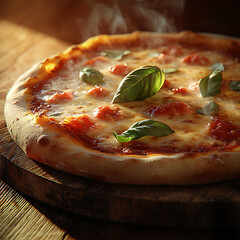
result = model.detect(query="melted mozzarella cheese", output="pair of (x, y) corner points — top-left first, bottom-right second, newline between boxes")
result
(40, 45), (240, 152)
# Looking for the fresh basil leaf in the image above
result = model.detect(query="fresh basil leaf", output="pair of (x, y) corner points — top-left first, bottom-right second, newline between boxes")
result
(199, 69), (223, 98)
(101, 49), (131, 60)
(79, 68), (104, 85)
(112, 66), (165, 103)
(196, 102), (219, 115)
(210, 62), (225, 71)
(163, 68), (178, 74)
(230, 81), (240, 91)
(114, 119), (175, 143)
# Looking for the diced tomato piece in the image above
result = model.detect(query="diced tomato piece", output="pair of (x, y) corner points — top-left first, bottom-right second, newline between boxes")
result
(209, 118), (240, 143)
(163, 46), (183, 56)
(94, 105), (123, 121)
(146, 102), (192, 117)
(87, 87), (109, 98)
(181, 53), (210, 66)
(108, 64), (133, 76)
(84, 56), (109, 66)
(171, 87), (189, 95)
(47, 90), (74, 103)
(63, 115), (96, 133)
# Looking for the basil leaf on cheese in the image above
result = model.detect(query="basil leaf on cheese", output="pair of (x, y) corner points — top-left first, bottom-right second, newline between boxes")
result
(79, 68), (104, 85)
(112, 66), (165, 103)
(210, 62), (225, 71)
(196, 102), (219, 115)
(113, 119), (175, 143)
(163, 68), (178, 74)
(230, 81), (240, 91)
(101, 49), (131, 60)
(199, 69), (223, 98)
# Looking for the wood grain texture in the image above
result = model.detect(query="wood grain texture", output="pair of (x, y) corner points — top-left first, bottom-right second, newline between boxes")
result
(3, 180), (240, 240)
(0, 180), (73, 239)
(1, 1), (240, 230)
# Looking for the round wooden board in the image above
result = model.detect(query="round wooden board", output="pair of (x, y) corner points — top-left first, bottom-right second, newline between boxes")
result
(1, 124), (240, 228)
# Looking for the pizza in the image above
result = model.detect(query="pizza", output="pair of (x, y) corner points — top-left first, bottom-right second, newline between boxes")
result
(4, 31), (240, 185)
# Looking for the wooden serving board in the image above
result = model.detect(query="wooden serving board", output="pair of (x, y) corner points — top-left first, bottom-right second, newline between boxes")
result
(1, 124), (240, 229)
(1, 19), (240, 229)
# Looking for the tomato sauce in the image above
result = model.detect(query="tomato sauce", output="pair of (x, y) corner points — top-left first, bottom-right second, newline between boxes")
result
(162, 79), (171, 88)
(88, 87), (109, 98)
(181, 53), (210, 65)
(108, 64), (133, 76)
(47, 90), (74, 103)
(146, 102), (192, 117)
(63, 115), (97, 133)
(93, 105), (123, 121)
(171, 87), (189, 95)
(209, 118), (240, 143)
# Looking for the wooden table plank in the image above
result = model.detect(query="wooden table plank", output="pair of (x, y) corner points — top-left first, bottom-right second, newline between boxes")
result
(2, 180), (240, 240)
(0, 180), (75, 240)
(0, 19), (68, 79)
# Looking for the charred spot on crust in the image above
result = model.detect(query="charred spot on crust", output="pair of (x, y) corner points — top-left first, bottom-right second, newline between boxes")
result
(37, 135), (50, 147)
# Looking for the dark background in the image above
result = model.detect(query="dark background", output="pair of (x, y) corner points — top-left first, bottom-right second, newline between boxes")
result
(0, 0), (239, 44)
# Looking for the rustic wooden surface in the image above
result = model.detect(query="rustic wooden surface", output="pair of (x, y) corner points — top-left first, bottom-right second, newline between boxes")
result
(1, 0), (240, 238)
(2, 180), (240, 240)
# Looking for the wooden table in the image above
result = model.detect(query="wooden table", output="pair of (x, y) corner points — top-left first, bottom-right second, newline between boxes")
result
(4, 179), (239, 240)
(1, 1), (240, 239)
(2, 179), (240, 240)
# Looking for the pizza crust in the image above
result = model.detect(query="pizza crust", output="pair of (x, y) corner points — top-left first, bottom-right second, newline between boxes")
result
(5, 31), (240, 185)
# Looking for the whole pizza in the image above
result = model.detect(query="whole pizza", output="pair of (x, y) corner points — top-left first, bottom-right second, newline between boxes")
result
(4, 31), (240, 184)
